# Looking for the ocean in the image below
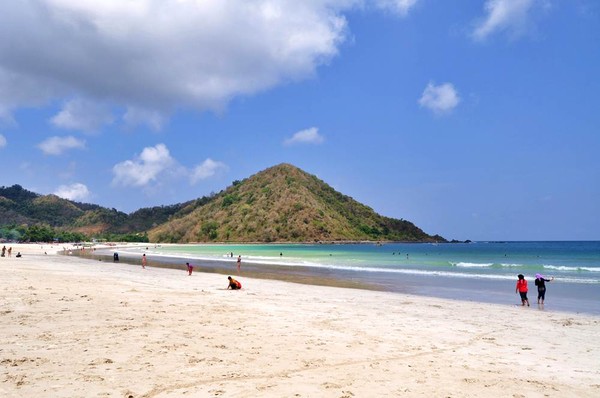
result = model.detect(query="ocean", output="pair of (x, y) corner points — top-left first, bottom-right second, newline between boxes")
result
(99, 241), (600, 315)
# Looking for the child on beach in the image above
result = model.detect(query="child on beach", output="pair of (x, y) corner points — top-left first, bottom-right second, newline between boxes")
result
(186, 262), (194, 276)
(227, 276), (242, 290)
(534, 273), (554, 304)
(516, 274), (530, 306)
(142, 253), (147, 269)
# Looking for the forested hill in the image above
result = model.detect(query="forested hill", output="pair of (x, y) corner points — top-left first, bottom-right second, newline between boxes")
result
(0, 184), (189, 238)
(1, 164), (445, 243)
(148, 163), (445, 243)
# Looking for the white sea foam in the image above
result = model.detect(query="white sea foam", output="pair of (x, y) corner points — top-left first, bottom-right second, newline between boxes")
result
(544, 265), (600, 272)
(451, 262), (493, 268)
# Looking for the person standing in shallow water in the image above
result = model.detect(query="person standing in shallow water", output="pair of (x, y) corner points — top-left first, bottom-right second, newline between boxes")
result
(237, 255), (241, 273)
(535, 273), (554, 304)
(516, 274), (530, 307)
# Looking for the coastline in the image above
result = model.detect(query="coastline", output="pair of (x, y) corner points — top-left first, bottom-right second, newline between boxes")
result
(83, 243), (600, 316)
(1, 244), (599, 397)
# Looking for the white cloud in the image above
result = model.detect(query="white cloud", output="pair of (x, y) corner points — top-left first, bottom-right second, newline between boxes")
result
(38, 135), (86, 155)
(284, 127), (325, 146)
(0, 0), (370, 124)
(473, 0), (536, 41)
(374, 0), (419, 16)
(113, 144), (228, 189)
(0, 134), (6, 148)
(418, 82), (460, 115)
(54, 183), (90, 201)
(190, 159), (229, 184)
(51, 99), (114, 132)
(112, 143), (175, 187)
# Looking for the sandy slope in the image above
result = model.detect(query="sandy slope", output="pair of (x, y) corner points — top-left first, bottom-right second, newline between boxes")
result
(1, 244), (599, 397)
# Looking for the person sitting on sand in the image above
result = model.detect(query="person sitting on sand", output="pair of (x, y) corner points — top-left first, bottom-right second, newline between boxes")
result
(15, 252), (22, 258)
(227, 276), (242, 290)
(515, 274), (529, 307)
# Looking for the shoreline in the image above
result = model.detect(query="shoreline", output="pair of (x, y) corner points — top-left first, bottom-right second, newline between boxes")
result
(76, 248), (387, 292)
(82, 244), (600, 316)
(1, 245), (599, 397)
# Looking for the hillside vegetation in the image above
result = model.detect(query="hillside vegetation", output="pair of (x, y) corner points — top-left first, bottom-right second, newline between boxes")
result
(149, 163), (443, 243)
(0, 185), (188, 241)
(1, 164), (444, 243)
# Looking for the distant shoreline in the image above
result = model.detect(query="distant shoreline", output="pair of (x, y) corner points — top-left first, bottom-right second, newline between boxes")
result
(70, 248), (386, 293)
(71, 242), (600, 316)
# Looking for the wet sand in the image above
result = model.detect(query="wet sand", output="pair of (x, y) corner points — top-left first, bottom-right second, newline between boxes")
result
(87, 247), (600, 315)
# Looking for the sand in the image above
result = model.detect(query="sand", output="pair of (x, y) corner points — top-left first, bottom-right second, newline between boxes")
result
(1, 243), (599, 397)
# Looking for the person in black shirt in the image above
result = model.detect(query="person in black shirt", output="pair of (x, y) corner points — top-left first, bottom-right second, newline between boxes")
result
(535, 273), (554, 304)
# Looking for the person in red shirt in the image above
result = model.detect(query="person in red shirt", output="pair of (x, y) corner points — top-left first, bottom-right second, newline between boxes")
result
(227, 276), (242, 290)
(515, 274), (530, 307)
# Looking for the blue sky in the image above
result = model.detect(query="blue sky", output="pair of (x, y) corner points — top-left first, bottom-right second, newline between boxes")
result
(0, 0), (598, 241)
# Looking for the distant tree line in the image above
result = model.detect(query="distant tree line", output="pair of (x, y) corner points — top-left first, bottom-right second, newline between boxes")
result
(0, 224), (149, 243)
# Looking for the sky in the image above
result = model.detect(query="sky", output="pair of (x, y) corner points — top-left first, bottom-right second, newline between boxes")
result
(0, 0), (599, 241)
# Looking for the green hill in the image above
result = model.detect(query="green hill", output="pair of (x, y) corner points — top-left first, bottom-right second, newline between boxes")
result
(0, 164), (445, 243)
(0, 184), (186, 237)
(149, 163), (444, 243)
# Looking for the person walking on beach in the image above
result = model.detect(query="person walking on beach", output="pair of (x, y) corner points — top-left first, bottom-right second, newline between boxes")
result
(7, 247), (12, 257)
(142, 253), (147, 269)
(186, 262), (194, 276)
(535, 273), (554, 304)
(237, 255), (241, 273)
(516, 274), (530, 307)
(1, 246), (5, 257)
(227, 276), (242, 290)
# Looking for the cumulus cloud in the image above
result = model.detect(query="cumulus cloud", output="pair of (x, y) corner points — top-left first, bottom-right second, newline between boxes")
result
(284, 127), (325, 146)
(112, 143), (175, 187)
(38, 135), (86, 155)
(0, 0), (372, 125)
(418, 82), (460, 115)
(0, 134), (6, 148)
(113, 143), (228, 188)
(54, 183), (90, 201)
(472, 0), (536, 40)
(190, 159), (229, 184)
(51, 99), (114, 132)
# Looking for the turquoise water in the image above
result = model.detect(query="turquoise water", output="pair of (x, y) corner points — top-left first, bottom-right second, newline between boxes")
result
(142, 241), (600, 284)
(115, 241), (600, 314)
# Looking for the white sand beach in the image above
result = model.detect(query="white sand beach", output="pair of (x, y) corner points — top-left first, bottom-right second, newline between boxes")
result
(1, 244), (599, 397)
